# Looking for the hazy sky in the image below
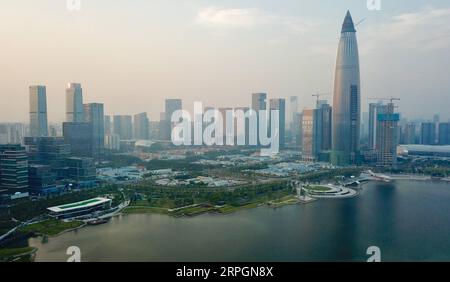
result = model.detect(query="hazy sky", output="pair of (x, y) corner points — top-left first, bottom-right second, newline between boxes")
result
(1, 0), (450, 123)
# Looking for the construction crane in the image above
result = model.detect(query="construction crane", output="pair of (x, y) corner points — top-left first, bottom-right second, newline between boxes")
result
(367, 97), (401, 104)
(367, 97), (401, 109)
(312, 93), (331, 108)
(355, 18), (366, 27)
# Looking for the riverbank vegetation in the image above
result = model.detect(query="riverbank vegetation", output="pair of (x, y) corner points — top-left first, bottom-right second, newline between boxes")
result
(0, 166), (363, 243)
(0, 185), (125, 223)
(126, 180), (291, 209)
(0, 246), (36, 262)
(18, 219), (84, 237)
(374, 158), (450, 176)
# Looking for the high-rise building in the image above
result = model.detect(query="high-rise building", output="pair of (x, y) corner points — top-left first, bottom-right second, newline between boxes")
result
(24, 137), (71, 179)
(421, 122), (436, 145)
(49, 124), (59, 137)
(302, 109), (315, 161)
(202, 107), (216, 141)
(439, 122), (450, 145)
(28, 165), (57, 195)
(159, 121), (171, 141)
(289, 96), (299, 132)
(318, 103), (332, 152)
(133, 112), (150, 140)
(105, 134), (121, 151)
(401, 122), (416, 144)
(24, 137), (71, 165)
(269, 98), (286, 149)
(361, 111), (369, 144)
(164, 99), (182, 141)
(252, 93), (267, 146)
(368, 103), (387, 150)
(63, 122), (94, 157)
(0, 123), (25, 145)
(293, 113), (303, 147)
(84, 103), (105, 159)
(433, 115), (440, 144)
(234, 107), (250, 146)
(433, 114), (440, 124)
(252, 93), (267, 113)
(64, 157), (96, 188)
(113, 115), (133, 140)
(104, 115), (112, 135)
(301, 103), (332, 162)
(217, 108), (234, 145)
(331, 11), (361, 165)
(0, 144), (28, 191)
(66, 83), (84, 122)
(165, 99), (182, 122)
(29, 85), (48, 137)
(376, 103), (400, 166)
(149, 121), (160, 140)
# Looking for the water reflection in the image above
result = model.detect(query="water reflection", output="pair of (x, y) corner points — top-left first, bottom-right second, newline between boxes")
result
(29, 180), (450, 262)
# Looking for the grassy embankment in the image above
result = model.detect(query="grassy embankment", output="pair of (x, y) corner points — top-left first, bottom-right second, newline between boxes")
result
(268, 195), (300, 208)
(0, 247), (37, 262)
(123, 192), (293, 217)
(124, 203), (265, 217)
(18, 219), (84, 237)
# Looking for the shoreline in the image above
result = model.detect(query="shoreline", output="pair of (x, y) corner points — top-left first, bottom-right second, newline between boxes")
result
(387, 174), (450, 182)
(0, 246), (38, 262)
(3, 177), (449, 252)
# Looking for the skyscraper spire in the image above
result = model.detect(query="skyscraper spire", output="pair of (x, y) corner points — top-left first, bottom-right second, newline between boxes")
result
(341, 10), (356, 33)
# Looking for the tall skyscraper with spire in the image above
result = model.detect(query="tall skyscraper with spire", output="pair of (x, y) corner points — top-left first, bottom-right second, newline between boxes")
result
(331, 11), (361, 165)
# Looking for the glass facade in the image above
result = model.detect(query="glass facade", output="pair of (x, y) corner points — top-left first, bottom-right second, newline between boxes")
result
(0, 144), (29, 191)
(331, 11), (361, 166)
(29, 85), (48, 137)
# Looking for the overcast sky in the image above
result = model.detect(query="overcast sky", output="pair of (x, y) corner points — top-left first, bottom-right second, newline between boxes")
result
(1, 0), (449, 123)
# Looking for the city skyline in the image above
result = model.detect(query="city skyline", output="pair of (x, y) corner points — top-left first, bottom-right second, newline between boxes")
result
(1, 1), (450, 123)
(1, 2), (450, 264)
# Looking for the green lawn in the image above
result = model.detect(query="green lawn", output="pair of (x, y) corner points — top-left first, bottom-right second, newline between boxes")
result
(0, 247), (36, 261)
(123, 206), (169, 214)
(269, 195), (299, 208)
(0, 220), (20, 235)
(217, 202), (261, 214)
(19, 219), (84, 236)
(304, 185), (332, 192)
(170, 205), (216, 217)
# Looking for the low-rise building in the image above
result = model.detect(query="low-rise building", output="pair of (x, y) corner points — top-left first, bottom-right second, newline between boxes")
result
(47, 197), (112, 219)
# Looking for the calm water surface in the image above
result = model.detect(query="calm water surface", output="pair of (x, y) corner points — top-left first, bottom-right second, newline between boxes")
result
(29, 180), (450, 262)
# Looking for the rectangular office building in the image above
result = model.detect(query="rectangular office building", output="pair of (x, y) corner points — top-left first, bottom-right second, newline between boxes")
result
(0, 144), (29, 191)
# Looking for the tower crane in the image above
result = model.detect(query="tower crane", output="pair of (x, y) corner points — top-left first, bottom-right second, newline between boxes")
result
(312, 93), (331, 108)
(367, 97), (400, 104)
(367, 97), (401, 109)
